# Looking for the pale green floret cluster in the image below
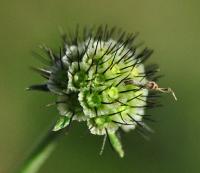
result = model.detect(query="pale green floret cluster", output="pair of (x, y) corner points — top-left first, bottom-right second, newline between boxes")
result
(52, 39), (148, 157)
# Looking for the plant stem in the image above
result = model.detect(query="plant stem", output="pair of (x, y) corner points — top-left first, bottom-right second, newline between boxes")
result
(17, 129), (66, 173)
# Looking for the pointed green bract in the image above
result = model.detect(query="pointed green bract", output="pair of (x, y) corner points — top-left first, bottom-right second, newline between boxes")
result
(108, 132), (124, 158)
(53, 116), (70, 132)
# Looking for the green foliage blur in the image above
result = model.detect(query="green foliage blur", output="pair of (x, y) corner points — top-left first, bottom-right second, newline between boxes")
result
(0, 0), (200, 172)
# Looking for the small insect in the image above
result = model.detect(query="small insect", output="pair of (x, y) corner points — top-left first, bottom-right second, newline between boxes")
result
(124, 80), (177, 101)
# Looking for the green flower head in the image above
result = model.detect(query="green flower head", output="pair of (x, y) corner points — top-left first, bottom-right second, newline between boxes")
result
(28, 26), (176, 157)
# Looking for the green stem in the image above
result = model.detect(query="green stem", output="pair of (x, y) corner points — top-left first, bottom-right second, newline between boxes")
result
(17, 130), (66, 173)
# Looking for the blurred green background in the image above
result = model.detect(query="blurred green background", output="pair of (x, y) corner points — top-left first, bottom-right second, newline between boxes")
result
(0, 0), (200, 172)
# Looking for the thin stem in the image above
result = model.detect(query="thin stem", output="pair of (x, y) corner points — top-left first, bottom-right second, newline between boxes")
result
(17, 129), (66, 173)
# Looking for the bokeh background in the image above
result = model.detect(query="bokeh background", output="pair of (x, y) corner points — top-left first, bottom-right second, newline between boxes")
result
(0, 0), (200, 173)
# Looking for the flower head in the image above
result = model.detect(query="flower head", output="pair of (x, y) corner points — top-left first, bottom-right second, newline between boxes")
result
(28, 26), (176, 157)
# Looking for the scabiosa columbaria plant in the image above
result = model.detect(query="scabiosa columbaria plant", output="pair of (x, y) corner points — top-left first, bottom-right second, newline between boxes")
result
(26, 26), (177, 167)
